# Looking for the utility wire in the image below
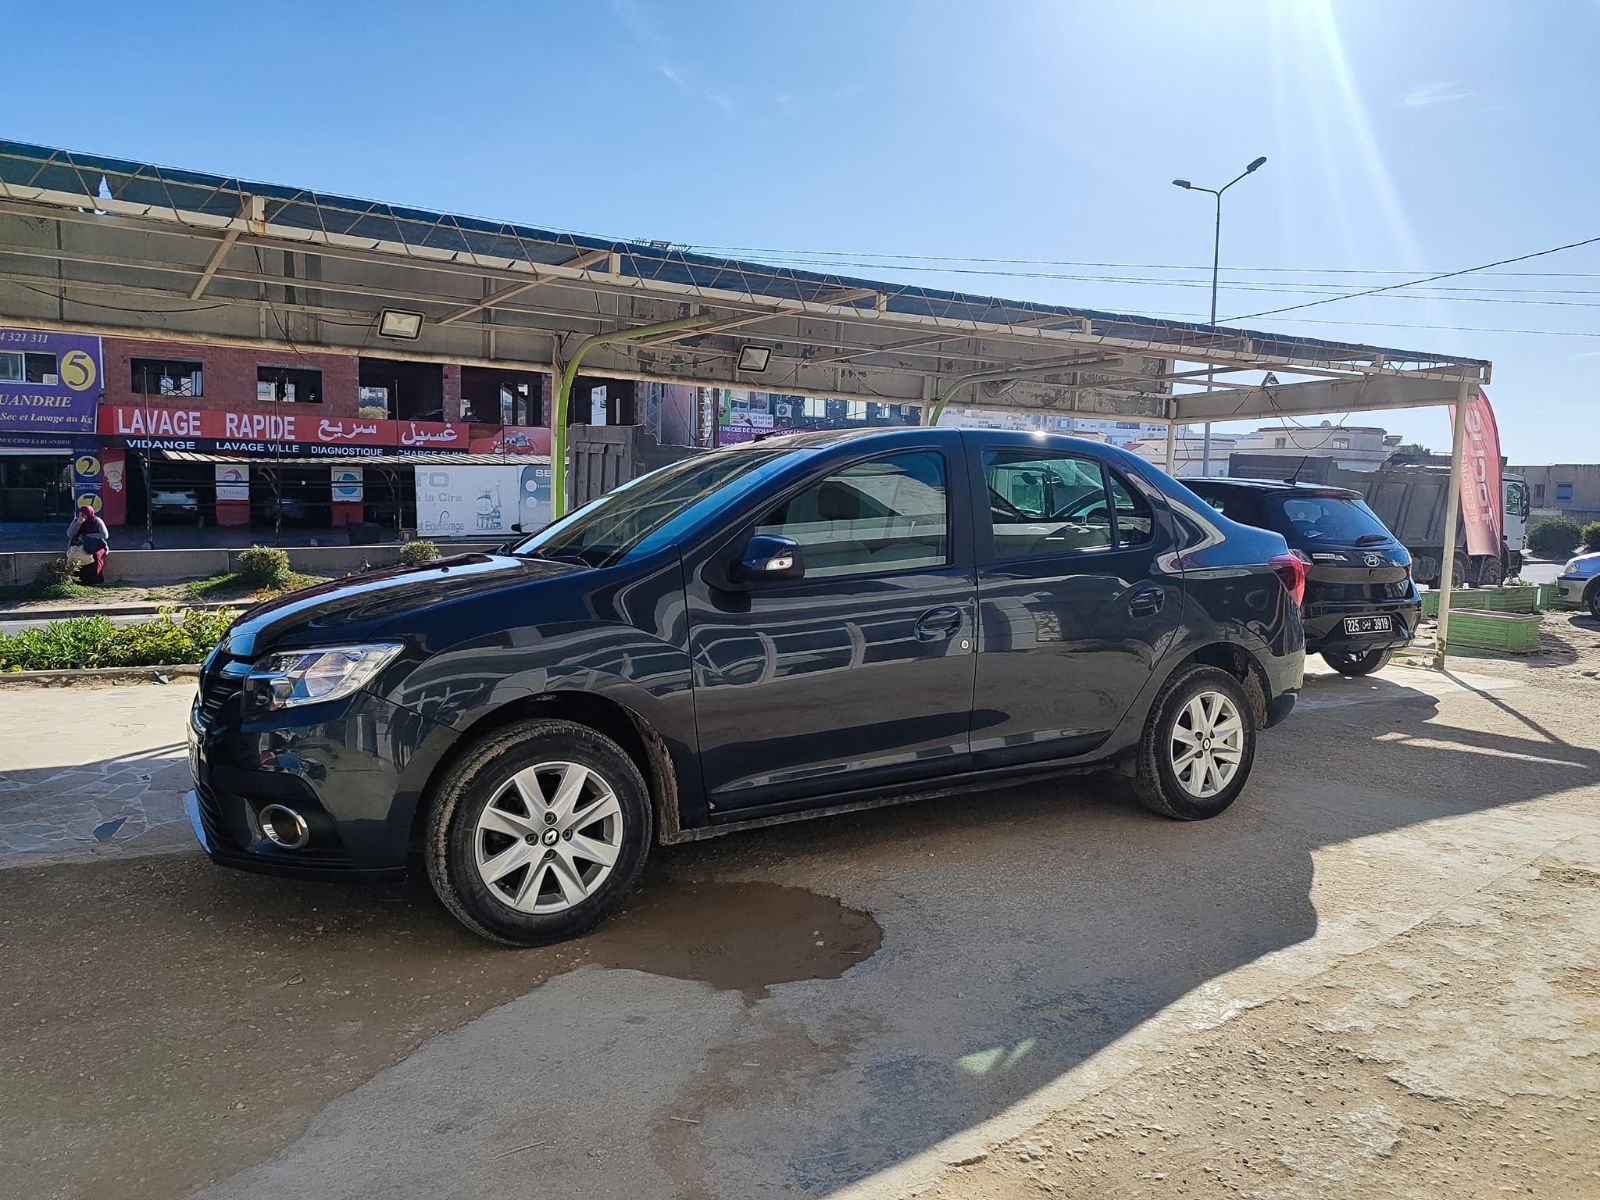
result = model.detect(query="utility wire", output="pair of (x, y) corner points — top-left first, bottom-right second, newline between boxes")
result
(1225, 234), (1600, 321)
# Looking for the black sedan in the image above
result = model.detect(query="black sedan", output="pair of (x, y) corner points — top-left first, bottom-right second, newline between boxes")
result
(1187, 477), (1420, 676)
(188, 429), (1306, 945)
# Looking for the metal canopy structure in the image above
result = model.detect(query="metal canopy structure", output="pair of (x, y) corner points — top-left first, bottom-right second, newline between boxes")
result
(0, 140), (1492, 661)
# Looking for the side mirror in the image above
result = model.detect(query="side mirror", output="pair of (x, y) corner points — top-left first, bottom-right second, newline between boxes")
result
(510, 522), (524, 533)
(731, 534), (805, 585)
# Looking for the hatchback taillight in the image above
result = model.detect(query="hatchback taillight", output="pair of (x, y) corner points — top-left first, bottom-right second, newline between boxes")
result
(1271, 551), (1308, 608)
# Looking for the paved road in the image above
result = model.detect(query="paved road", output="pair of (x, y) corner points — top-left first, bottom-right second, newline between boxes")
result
(3, 619), (1599, 1199)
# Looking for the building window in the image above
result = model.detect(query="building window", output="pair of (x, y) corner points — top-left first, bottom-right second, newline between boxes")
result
(803, 396), (826, 419)
(1332, 437), (1350, 450)
(1556, 482), (1573, 503)
(847, 400), (868, 421)
(131, 357), (203, 397)
(1535, 483), (1545, 501)
(0, 350), (58, 383)
(257, 365), (323, 404)
(1273, 437), (1287, 448)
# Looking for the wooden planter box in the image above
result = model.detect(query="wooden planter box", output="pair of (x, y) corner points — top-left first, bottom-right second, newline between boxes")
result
(1421, 584), (1539, 619)
(1443, 610), (1543, 655)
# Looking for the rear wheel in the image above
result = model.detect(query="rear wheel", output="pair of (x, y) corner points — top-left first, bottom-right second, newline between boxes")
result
(425, 719), (652, 946)
(1471, 555), (1504, 588)
(1323, 647), (1393, 676)
(1134, 665), (1257, 820)
(1587, 583), (1600, 621)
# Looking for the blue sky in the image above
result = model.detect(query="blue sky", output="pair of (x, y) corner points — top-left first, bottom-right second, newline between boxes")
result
(5, 0), (1596, 462)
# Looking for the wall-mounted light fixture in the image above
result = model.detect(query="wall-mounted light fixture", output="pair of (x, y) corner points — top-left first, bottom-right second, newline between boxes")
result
(378, 309), (424, 340)
(737, 345), (771, 373)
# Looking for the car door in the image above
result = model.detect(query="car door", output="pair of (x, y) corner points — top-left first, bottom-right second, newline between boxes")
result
(686, 443), (977, 812)
(970, 442), (1180, 767)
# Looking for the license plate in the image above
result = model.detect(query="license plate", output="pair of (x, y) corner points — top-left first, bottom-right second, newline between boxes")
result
(1343, 614), (1392, 635)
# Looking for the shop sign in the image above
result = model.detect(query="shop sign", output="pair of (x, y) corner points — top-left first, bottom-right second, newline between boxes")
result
(99, 405), (474, 455)
(72, 452), (104, 512)
(415, 463), (551, 538)
(215, 464), (250, 502)
(0, 329), (103, 435)
(331, 467), (364, 503)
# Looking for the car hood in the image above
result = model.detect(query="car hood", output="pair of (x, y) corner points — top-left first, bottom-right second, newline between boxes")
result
(220, 553), (582, 657)
(1565, 551), (1600, 574)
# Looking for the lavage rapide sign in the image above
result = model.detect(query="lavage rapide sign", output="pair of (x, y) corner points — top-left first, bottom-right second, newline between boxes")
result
(101, 405), (470, 454)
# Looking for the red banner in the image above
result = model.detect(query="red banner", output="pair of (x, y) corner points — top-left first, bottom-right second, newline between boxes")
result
(1452, 386), (1502, 558)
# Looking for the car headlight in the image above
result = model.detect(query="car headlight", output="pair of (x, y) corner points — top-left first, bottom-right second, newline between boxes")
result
(1565, 559), (1579, 575)
(244, 643), (403, 711)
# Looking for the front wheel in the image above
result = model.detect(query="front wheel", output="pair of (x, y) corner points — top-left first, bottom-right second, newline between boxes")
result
(1323, 647), (1393, 676)
(425, 719), (653, 946)
(1134, 665), (1257, 820)
(1588, 584), (1600, 621)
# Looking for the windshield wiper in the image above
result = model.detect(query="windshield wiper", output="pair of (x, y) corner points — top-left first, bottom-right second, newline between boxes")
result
(516, 548), (590, 566)
(1354, 533), (1390, 545)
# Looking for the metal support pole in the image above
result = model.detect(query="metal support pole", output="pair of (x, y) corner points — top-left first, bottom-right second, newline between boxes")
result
(550, 312), (731, 517)
(1434, 378), (1473, 669)
(1199, 190), (1221, 476)
(1164, 422), (1177, 473)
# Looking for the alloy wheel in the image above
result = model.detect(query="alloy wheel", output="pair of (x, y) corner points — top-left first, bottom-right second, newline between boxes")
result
(473, 761), (624, 913)
(1169, 691), (1245, 799)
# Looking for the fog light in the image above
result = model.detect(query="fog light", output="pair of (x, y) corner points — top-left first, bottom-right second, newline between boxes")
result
(258, 804), (310, 850)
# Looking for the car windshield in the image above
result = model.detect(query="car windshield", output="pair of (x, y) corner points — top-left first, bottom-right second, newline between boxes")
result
(1268, 494), (1393, 544)
(508, 446), (797, 568)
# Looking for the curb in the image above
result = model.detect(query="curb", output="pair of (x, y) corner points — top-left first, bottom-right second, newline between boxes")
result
(0, 664), (201, 688)
(0, 601), (234, 623)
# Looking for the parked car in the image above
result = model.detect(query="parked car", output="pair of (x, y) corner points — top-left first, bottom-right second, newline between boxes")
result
(187, 429), (1306, 945)
(1556, 551), (1600, 618)
(1187, 477), (1420, 676)
(150, 487), (200, 522)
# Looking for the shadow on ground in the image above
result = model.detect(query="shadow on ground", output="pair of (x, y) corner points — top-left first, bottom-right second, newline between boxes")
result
(2, 667), (1594, 1199)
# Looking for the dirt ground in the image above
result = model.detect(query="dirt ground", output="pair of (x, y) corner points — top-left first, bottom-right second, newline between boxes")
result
(2, 613), (1597, 1200)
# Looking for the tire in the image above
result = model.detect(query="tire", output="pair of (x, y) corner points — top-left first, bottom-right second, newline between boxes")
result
(1588, 583), (1600, 622)
(424, 719), (653, 946)
(1322, 647), (1393, 676)
(1134, 665), (1257, 821)
(1470, 555), (1504, 588)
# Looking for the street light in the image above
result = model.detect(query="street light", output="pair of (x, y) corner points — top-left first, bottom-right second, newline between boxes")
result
(1172, 155), (1267, 475)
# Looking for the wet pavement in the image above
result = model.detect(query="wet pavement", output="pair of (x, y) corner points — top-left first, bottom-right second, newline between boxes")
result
(3, 631), (1600, 1199)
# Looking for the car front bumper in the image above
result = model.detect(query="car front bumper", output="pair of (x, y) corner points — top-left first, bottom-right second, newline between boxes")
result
(1556, 574), (1593, 605)
(187, 685), (452, 881)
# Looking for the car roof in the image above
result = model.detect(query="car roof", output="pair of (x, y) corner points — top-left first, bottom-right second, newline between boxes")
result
(727, 426), (1125, 456)
(1187, 476), (1363, 500)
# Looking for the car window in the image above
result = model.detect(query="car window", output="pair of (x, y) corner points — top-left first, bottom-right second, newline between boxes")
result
(1271, 495), (1392, 544)
(1107, 471), (1154, 548)
(984, 449), (1112, 560)
(1192, 487), (1269, 530)
(757, 451), (948, 579)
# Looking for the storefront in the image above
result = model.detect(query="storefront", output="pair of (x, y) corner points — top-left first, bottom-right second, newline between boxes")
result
(0, 329), (105, 522)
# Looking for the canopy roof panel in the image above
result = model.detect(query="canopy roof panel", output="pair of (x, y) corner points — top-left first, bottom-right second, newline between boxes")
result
(0, 139), (1489, 426)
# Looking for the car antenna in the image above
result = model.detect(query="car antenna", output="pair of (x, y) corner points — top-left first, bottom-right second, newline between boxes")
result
(1284, 456), (1311, 486)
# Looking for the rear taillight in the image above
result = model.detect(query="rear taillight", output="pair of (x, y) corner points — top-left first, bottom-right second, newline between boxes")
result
(1271, 551), (1308, 608)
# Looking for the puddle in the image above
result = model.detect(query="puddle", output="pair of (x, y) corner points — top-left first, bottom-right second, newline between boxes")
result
(589, 878), (883, 998)
(0, 855), (882, 1199)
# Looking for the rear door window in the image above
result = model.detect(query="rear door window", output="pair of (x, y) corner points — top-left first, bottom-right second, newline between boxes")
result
(983, 449), (1114, 560)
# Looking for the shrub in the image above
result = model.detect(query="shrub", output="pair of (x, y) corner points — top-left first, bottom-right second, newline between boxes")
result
(0, 607), (236, 673)
(400, 539), (440, 566)
(33, 556), (78, 589)
(237, 544), (292, 590)
(1526, 517), (1582, 559)
(1583, 521), (1600, 553)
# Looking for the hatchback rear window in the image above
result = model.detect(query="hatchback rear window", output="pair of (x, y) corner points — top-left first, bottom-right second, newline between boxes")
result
(1269, 495), (1393, 545)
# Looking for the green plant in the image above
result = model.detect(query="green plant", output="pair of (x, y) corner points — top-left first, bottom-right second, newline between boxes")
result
(1527, 517), (1582, 559)
(1582, 521), (1600, 553)
(400, 539), (440, 566)
(237, 544), (293, 590)
(0, 607), (237, 672)
(33, 557), (77, 589)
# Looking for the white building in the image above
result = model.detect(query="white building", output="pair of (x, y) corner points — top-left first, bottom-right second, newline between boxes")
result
(1124, 434), (1238, 478)
(1228, 422), (1401, 471)
(941, 407), (1167, 447)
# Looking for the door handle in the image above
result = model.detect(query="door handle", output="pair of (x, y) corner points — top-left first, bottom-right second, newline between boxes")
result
(1127, 587), (1165, 618)
(914, 605), (964, 641)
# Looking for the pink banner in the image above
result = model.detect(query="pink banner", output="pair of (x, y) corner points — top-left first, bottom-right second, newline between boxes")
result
(1452, 386), (1502, 558)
